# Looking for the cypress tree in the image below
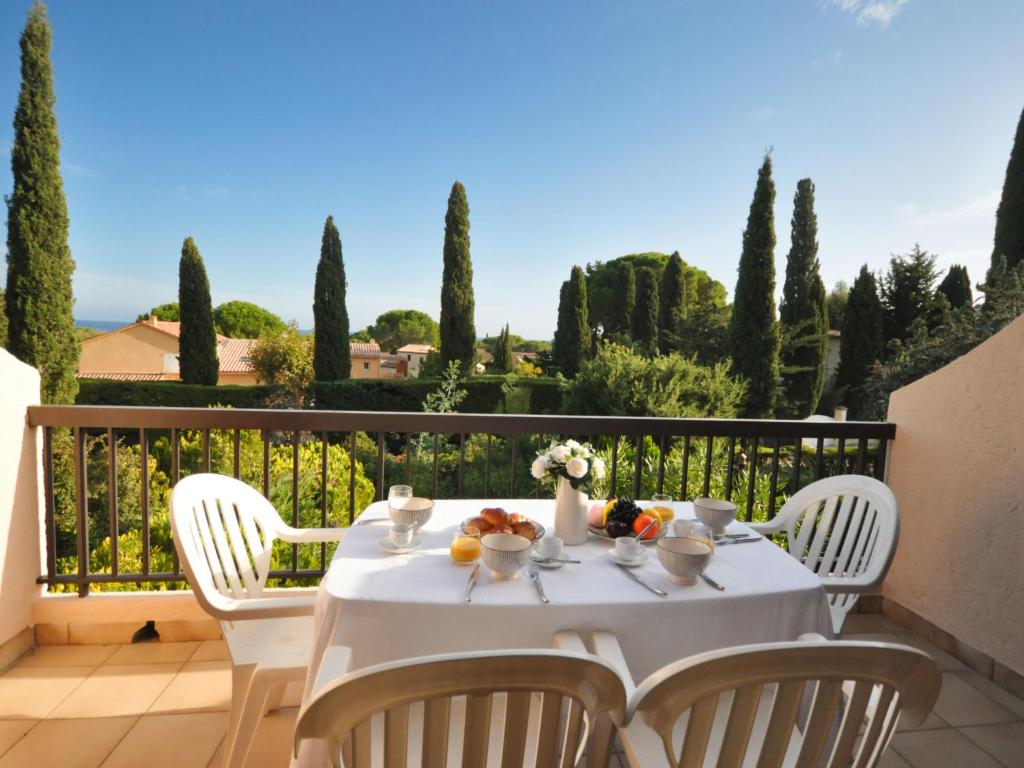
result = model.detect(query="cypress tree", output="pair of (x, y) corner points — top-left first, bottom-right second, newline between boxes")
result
(778, 179), (827, 418)
(312, 215), (351, 380)
(555, 267), (590, 377)
(729, 154), (780, 417)
(4, 1), (78, 403)
(835, 265), (884, 405)
(632, 267), (659, 355)
(657, 251), (686, 353)
(991, 106), (1024, 273)
(552, 280), (570, 368)
(493, 323), (514, 373)
(0, 288), (7, 347)
(439, 181), (476, 374)
(937, 264), (973, 309)
(611, 261), (636, 336)
(178, 238), (219, 385)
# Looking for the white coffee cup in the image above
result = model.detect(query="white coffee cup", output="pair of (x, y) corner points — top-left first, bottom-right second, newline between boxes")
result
(615, 536), (642, 561)
(537, 536), (564, 560)
(389, 524), (414, 549)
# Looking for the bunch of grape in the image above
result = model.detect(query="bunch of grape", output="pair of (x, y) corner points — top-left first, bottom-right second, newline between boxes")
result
(605, 499), (642, 538)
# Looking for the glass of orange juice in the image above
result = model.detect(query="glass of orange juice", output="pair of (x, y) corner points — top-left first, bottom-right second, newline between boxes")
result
(450, 526), (482, 564)
(650, 493), (675, 525)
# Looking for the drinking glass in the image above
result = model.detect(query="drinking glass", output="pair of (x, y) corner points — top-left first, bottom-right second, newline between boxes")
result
(650, 493), (675, 524)
(450, 526), (481, 564)
(389, 523), (415, 550)
(388, 485), (413, 501)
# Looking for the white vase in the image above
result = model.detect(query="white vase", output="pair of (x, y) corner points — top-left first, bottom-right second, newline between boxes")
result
(554, 476), (589, 545)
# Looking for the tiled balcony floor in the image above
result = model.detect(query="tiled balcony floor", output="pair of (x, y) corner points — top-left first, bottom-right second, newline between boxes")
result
(0, 616), (1021, 768)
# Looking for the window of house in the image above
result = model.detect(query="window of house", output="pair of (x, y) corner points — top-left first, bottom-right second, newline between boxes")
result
(363, 362), (370, 370)
(407, 354), (412, 361)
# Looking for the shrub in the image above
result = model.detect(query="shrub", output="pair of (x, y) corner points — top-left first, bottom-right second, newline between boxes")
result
(76, 379), (279, 408)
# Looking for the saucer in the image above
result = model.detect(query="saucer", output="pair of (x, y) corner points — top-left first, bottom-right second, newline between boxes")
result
(530, 551), (565, 569)
(607, 549), (648, 567)
(377, 535), (422, 554)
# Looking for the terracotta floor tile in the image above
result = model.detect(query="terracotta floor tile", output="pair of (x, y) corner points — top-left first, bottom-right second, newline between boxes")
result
(955, 670), (1024, 720)
(207, 708), (296, 768)
(891, 728), (1003, 768)
(104, 641), (200, 665)
(842, 613), (900, 634)
(149, 661), (231, 714)
(101, 712), (227, 768)
(841, 632), (902, 644)
(877, 748), (913, 767)
(190, 641), (230, 662)
(0, 717), (136, 768)
(0, 722), (35, 759)
(894, 632), (969, 672)
(960, 722), (1024, 768)
(933, 672), (1019, 727)
(15, 645), (117, 668)
(48, 663), (181, 719)
(897, 711), (949, 733)
(0, 666), (93, 719)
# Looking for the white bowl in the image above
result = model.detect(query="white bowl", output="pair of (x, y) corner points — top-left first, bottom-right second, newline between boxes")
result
(480, 533), (533, 578)
(657, 537), (713, 585)
(693, 497), (737, 535)
(388, 497), (434, 529)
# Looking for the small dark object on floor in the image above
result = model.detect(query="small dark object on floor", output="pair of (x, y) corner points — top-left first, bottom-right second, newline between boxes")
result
(131, 620), (160, 643)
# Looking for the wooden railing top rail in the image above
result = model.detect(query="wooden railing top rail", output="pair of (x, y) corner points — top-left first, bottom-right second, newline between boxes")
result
(26, 405), (896, 440)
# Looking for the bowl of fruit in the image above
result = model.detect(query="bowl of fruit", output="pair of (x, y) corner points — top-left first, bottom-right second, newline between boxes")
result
(587, 498), (667, 543)
(462, 507), (544, 542)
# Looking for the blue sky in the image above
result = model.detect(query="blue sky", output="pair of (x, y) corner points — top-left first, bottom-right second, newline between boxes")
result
(1, 0), (1022, 338)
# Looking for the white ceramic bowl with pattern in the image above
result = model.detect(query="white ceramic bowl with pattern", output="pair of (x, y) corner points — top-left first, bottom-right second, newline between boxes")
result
(388, 497), (434, 529)
(480, 533), (533, 579)
(657, 536), (713, 585)
(692, 497), (737, 535)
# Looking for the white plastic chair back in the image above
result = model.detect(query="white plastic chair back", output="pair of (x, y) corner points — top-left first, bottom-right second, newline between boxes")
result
(294, 650), (628, 768)
(629, 640), (940, 768)
(170, 473), (285, 619)
(776, 475), (898, 627)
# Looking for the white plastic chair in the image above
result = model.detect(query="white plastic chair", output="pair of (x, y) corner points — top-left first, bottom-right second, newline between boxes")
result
(748, 475), (899, 633)
(606, 636), (940, 768)
(170, 472), (345, 768)
(293, 649), (628, 768)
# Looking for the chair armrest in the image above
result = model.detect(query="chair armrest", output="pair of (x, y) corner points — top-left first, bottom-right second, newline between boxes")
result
(213, 594), (316, 621)
(748, 519), (786, 535)
(278, 526), (347, 544)
(590, 631), (637, 700)
(554, 630), (588, 654)
(821, 576), (883, 595)
(798, 632), (829, 642)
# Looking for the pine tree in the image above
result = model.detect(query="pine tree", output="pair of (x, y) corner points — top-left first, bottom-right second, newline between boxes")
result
(555, 267), (591, 376)
(493, 323), (514, 373)
(836, 265), (884, 409)
(778, 179), (827, 418)
(991, 106), (1024, 273)
(729, 154), (780, 417)
(610, 261), (636, 336)
(657, 251), (686, 353)
(880, 245), (938, 346)
(4, 1), (78, 403)
(632, 267), (659, 356)
(312, 215), (351, 380)
(937, 264), (973, 309)
(439, 181), (476, 375)
(177, 237), (219, 385)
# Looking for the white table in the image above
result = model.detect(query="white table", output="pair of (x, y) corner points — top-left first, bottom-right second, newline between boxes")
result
(302, 499), (832, 694)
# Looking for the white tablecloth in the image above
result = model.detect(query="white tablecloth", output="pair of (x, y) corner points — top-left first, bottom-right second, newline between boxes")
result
(295, 499), (832, 766)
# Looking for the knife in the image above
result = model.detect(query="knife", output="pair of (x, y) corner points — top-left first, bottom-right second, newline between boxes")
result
(464, 563), (480, 603)
(700, 572), (726, 591)
(527, 564), (550, 604)
(714, 537), (762, 546)
(615, 563), (668, 597)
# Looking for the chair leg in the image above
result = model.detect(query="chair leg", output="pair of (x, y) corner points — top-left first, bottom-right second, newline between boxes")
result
(263, 681), (286, 716)
(223, 662), (256, 768)
(227, 671), (275, 768)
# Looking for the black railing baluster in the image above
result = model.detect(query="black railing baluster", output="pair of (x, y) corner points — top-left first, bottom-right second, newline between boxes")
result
(768, 441), (782, 520)
(836, 437), (846, 475)
(815, 437), (825, 481)
(633, 436), (644, 499)
(702, 436), (713, 498)
(856, 438), (868, 475)
(42, 427), (56, 585)
(656, 435), (667, 495)
(458, 433), (466, 498)
(744, 437), (758, 522)
(262, 432), (270, 498)
(875, 439), (888, 481)
(292, 430), (300, 573)
(404, 433), (413, 485)
(790, 438), (803, 494)
(202, 429), (211, 473)
(320, 431), (328, 570)
(681, 435), (691, 500)
(73, 427), (89, 597)
(484, 435), (492, 498)
(140, 428), (150, 577)
(376, 432), (385, 501)
(107, 428), (118, 577)
(171, 428), (181, 576)
(610, 437), (619, 496)
(724, 436), (736, 501)
(232, 429), (240, 479)
(509, 436), (517, 497)
(348, 431), (357, 526)
(432, 434), (440, 498)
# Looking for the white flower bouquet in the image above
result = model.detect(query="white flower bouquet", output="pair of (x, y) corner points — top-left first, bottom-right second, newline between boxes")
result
(531, 439), (605, 494)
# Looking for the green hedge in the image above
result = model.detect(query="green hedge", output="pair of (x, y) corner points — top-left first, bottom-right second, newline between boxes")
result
(77, 376), (566, 414)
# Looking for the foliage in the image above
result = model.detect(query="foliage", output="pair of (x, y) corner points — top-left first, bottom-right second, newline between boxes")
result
(491, 323), (515, 373)
(349, 328), (372, 343)
(835, 265), (884, 414)
(553, 266), (591, 376)
(213, 300), (287, 339)
(778, 179), (828, 418)
(312, 215), (351, 380)
(826, 281), (849, 331)
(249, 322), (313, 406)
(657, 252), (686, 354)
(76, 379), (279, 408)
(991, 106), (1024, 273)
(136, 303), (180, 322)
(729, 153), (780, 417)
(366, 309), (439, 353)
(178, 237), (219, 385)
(513, 359), (542, 377)
(936, 265), (973, 309)
(74, 326), (99, 342)
(439, 181), (476, 374)
(880, 244), (938, 347)
(566, 342), (746, 418)
(0, 287), (6, 347)
(496, 374), (534, 414)
(423, 360), (468, 413)
(4, 2), (78, 403)
(610, 261), (636, 337)
(631, 267), (659, 356)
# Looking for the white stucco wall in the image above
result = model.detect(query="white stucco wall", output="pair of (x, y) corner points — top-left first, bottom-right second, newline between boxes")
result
(885, 315), (1024, 675)
(0, 350), (45, 646)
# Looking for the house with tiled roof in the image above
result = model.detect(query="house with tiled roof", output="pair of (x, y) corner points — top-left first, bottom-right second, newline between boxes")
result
(396, 343), (435, 377)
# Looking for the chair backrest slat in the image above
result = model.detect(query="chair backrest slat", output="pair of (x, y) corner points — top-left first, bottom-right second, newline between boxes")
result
(828, 680), (874, 765)
(219, 498), (259, 595)
(534, 693), (563, 768)
(558, 698), (586, 768)
(794, 680), (843, 767)
(501, 691), (533, 768)
(803, 496), (840, 574)
(191, 503), (229, 596)
(852, 686), (896, 768)
(677, 695), (717, 768)
(756, 679), (805, 768)
(816, 494), (855, 577)
(422, 697), (450, 765)
(350, 718), (372, 768)
(718, 684), (763, 768)
(384, 706), (409, 768)
(204, 498), (245, 599)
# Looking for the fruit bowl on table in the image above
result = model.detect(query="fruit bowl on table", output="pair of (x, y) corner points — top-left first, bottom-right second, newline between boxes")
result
(587, 498), (667, 544)
(462, 507), (545, 542)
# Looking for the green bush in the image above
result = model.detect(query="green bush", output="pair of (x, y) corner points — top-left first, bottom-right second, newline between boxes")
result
(310, 376), (564, 414)
(76, 379), (279, 408)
